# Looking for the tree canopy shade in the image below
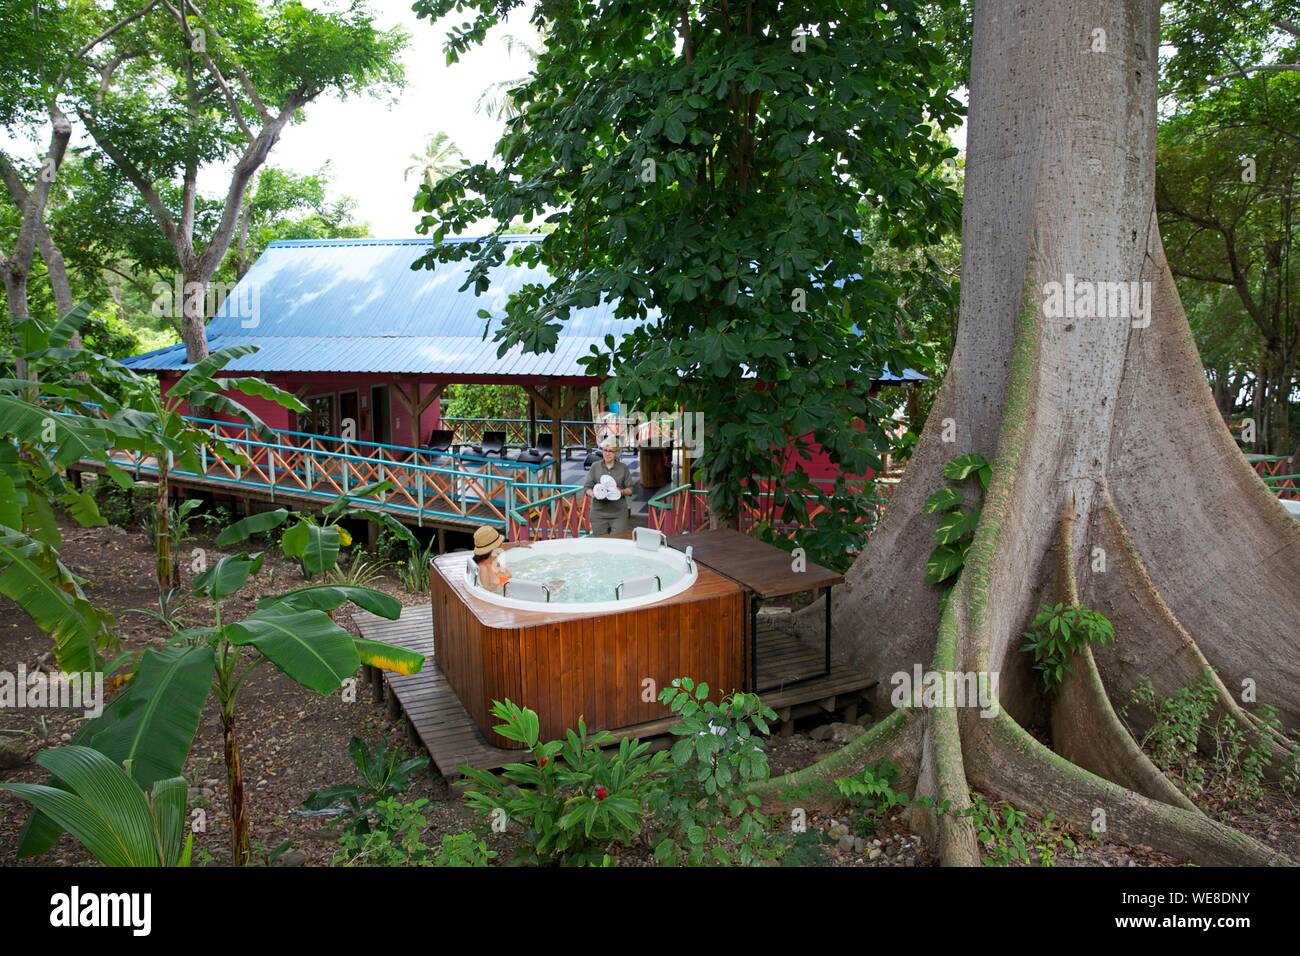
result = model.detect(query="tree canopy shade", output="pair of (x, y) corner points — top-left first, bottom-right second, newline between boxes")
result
(20, 0), (407, 363)
(1157, 72), (1299, 455)
(785, 0), (1300, 866)
(0, 0), (159, 368)
(412, 0), (964, 532)
(1160, 0), (1300, 96)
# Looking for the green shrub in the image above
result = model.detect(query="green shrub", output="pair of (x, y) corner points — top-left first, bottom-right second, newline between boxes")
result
(457, 699), (668, 866)
(304, 736), (430, 835)
(648, 678), (781, 866)
(91, 476), (137, 528)
(333, 798), (436, 866)
(962, 794), (1078, 866)
(435, 831), (497, 867)
(1020, 602), (1115, 692)
(835, 759), (908, 836)
(1131, 673), (1282, 810)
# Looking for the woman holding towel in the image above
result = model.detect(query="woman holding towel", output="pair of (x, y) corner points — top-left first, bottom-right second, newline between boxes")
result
(584, 437), (633, 534)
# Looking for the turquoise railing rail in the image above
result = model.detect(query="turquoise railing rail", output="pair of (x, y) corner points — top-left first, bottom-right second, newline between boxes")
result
(1263, 473), (1300, 499)
(506, 484), (590, 541)
(57, 410), (557, 528)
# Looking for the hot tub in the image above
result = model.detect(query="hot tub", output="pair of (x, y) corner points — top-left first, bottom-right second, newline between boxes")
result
(431, 536), (744, 748)
(463, 535), (698, 612)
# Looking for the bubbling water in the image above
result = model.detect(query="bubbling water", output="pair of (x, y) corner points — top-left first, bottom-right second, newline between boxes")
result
(502, 550), (686, 603)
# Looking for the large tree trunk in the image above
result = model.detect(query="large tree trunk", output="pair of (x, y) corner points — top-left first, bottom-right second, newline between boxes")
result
(180, 264), (212, 364)
(793, 0), (1300, 865)
(1256, 342), (1295, 456)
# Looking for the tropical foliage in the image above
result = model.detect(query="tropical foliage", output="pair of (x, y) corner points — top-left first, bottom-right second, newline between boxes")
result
(412, 0), (964, 533)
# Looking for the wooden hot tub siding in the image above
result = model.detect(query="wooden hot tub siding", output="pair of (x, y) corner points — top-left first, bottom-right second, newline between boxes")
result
(431, 552), (746, 748)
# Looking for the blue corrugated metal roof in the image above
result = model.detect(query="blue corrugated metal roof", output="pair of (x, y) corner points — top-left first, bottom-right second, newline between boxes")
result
(122, 236), (924, 382)
(122, 236), (643, 378)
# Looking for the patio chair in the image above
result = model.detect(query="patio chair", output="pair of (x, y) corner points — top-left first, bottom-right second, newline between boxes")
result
(425, 428), (454, 458)
(469, 430), (507, 458)
(514, 449), (553, 466)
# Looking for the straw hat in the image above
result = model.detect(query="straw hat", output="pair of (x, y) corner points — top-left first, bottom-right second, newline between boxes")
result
(473, 526), (505, 556)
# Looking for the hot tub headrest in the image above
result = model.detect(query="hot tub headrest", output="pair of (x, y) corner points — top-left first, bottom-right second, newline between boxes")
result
(615, 574), (662, 600)
(504, 578), (551, 603)
(633, 527), (667, 551)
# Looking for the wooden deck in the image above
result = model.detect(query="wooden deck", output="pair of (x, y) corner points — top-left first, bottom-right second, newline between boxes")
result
(356, 603), (873, 776)
(667, 528), (844, 692)
(666, 528), (844, 597)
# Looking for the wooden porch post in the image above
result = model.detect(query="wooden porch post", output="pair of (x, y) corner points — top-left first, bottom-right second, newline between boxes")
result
(393, 379), (446, 448)
(550, 387), (562, 484)
(524, 383), (569, 484)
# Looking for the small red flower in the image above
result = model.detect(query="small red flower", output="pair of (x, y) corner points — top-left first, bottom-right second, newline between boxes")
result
(595, 786), (609, 801)
(538, 756), (549, 768)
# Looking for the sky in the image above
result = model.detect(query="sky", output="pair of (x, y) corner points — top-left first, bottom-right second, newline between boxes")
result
(5, 0), (967, 240)
(224, 0), (967, 238)
(261, 0), (539, 237)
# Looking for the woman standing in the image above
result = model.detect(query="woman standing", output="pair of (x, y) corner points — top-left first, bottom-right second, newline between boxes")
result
(584, 437), (634, 534)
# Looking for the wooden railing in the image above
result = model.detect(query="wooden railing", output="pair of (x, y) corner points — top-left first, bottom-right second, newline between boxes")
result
(61, 412), (569, 528)
(63, 404), (1293, 539)
(507, 485), (591, 541)
(441, 417), (603, 452)
(648, 479), (897, 541)
(647, 484), (713, 536)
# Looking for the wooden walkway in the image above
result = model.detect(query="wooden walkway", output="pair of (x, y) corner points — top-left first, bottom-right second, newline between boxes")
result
(356, 603), (873, 776)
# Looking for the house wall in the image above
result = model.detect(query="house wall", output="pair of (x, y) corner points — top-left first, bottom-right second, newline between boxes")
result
(767, 384), (879, 483)
(159, 372), (443, 448)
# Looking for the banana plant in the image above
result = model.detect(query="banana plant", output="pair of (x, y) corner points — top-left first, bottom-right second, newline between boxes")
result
(1, 746), (192, 867)
(0, 304), (120, 673)
(97, 343), (306, 593)
(216, 480), (419, 579)
(0, 302), (306, 671)
(16, 518), (425, 866)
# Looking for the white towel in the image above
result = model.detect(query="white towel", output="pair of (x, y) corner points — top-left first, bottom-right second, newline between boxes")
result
(592, 474), (619, 500)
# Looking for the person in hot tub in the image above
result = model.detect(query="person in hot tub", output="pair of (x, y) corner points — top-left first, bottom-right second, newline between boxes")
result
(584, 436), (634, 534)
(471, 526), (513, 594)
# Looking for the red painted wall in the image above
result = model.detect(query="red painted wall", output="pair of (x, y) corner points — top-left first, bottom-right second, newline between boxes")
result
(771, 386), (879, 484)
(160, 372), (443, 448)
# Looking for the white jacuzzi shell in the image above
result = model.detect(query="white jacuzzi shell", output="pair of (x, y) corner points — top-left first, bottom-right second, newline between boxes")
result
(462, 536), (698, 613)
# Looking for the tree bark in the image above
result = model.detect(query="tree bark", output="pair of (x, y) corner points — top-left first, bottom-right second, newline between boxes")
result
(155, 460), (174, 592)
(221, 712), (252, 866)
(790, 0), (1300, 865)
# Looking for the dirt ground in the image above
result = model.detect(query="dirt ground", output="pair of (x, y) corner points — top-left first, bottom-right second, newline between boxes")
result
(2, 513), (1295, 867)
